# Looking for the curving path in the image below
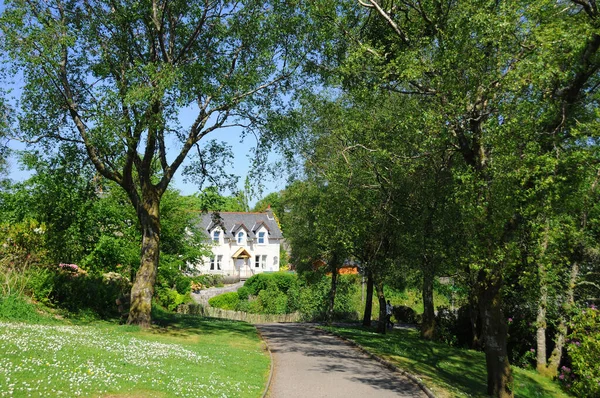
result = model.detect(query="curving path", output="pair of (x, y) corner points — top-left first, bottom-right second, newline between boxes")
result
(256, 323), (427, 398)
(190, 281), (245, 306)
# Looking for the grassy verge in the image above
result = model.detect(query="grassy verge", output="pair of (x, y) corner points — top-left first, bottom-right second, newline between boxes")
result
(326, 325), (570, 398)
(0, 313), (269, 397)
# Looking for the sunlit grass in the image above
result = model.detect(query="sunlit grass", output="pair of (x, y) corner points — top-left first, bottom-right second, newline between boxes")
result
(326, 325), (570, 398)
(0, 316), (269, 397)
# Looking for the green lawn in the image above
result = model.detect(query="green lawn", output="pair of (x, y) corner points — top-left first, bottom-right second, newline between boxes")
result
(0, 315), (269, 397)
(326, 325), (570, 398)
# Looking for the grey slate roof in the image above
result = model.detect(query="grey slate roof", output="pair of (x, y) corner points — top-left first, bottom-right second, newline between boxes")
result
(197, 210), (283, 240)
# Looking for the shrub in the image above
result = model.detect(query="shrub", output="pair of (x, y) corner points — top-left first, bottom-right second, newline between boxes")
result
(286, 284), (300, 312)
(209, 292), (240, 310)
(393, 305), (417, 323)
(24, 266), (55, 305)
(297, 281), (327, 320)
(257, 287), (288, 314)
(561, 305), (600, 397)
(155, 287), (190, 311)
(236, 296), (263, 313)
(270, 272), (297, 293)
(234, 272), (360, 319)
(237, 286), (250, 301)
(80, 235), (138, 274)
(192, 274), (224, 289)
(0, 294), (46, 322)
(50, 266), (131, 318)
(0, 220), (48, 297)
(244, 273), (271, 296)
(434, 306), (458, 346)
(157, 254), (191, 295)
(334, 275), (359, 316)
(292, 273), (360, 321)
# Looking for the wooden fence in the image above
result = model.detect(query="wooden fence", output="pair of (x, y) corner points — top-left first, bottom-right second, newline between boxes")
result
(176, 303), (302, 324)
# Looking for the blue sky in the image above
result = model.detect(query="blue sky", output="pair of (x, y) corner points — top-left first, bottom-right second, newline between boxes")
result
(6, 123), (285, 207)
(0, 1), (288, 208)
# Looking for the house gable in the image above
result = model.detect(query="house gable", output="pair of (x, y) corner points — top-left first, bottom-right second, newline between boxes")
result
(194, 210), (283, 278)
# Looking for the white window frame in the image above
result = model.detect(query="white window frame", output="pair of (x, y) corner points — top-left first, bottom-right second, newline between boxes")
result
(257, 231), (266, 244)
(213, 230), (221, 243)
(210, 257), (215, 270)
(255, 255), (260, 268)
(260, 255), (267, 269)
(216, 255), (222, 270)
(237, 231), (245, 244)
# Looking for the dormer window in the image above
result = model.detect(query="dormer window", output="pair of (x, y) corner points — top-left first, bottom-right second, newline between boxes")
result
(237, 231), (245, 244)
(213, 230), (221, 243)
(257, 231), (266, 244)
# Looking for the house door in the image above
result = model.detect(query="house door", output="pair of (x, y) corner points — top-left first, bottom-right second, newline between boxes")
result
(236, 258), (250, 279)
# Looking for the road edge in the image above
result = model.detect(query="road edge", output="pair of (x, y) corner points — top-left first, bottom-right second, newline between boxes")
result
(317, 326), (437, 398)
(256, 327), (274, 398)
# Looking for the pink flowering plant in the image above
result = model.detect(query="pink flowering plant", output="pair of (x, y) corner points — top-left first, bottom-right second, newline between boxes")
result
(561, 305), (600, 397)
(58, 263), (79, 272)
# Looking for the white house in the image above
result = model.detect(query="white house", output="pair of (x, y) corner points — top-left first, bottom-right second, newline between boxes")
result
(194, 208), (283, 279)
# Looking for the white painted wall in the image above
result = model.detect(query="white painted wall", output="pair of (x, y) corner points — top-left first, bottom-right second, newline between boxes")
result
(194, 225), (281, 278)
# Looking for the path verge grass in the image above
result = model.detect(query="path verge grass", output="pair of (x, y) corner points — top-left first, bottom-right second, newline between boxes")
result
(0, 314), (269, 397)
(325, 325), (570, 398)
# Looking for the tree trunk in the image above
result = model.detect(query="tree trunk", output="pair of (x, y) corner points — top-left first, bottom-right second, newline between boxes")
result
(546, 320), (566, 377)
(535, 294), (548, 373)
(468, 276), (482, 350)
(545, 260), (579, 376)
(421, 257), (435, 339)
(362, 270), (374, 327)
(128, 197), (161, 328)
(536, 224), (550, 373)
(375, 279), (386, 334)
(327, 259), (338, 326)
(479, 275), (513, 398)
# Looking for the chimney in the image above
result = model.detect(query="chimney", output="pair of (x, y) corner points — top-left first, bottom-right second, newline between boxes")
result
(266, 205), (274, 220)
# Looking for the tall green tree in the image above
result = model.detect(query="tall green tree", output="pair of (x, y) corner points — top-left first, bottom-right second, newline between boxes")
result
(0, 0), (308, 326)
(285, 179), (356, 325)
(299, 1), (600, 395)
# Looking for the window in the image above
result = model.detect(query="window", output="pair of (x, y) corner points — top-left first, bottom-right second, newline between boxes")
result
(213, 230), (220, 243)
(273, 256), (279, 267)
(210, 255), (223, 270)
(237, 231), (244, 244)
(261, 255), (267, 269)
(255, 255), (260, 268)
(257, 231), (266, 244)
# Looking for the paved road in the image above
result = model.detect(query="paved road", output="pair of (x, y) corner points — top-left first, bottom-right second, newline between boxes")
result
(256, 323), (427, 398)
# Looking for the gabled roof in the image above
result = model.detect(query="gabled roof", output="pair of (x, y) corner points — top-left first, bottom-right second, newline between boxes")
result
(252, 220), (270, 233)
(198, 211), (283, 240)
(232, 247), (252, 259)
(231, 223), (250, 235)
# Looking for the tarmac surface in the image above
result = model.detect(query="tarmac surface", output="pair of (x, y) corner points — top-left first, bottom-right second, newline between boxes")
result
(256, 323), (427, 398)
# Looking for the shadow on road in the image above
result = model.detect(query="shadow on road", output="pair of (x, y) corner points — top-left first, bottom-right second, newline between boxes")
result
(258, 323), (425, 397)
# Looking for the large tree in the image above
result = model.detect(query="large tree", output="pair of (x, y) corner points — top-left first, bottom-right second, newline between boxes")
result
(0, 0), (308, 326)
(300, 1), (600, 396)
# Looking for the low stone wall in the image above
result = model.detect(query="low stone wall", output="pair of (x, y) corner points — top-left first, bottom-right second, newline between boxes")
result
(177, 303), (302, 324)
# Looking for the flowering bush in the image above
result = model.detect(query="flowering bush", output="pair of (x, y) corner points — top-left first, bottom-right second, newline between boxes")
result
(58, 263), (79, 272)
(561, 305), (600, 397)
